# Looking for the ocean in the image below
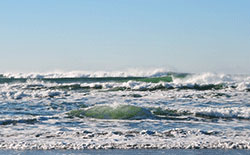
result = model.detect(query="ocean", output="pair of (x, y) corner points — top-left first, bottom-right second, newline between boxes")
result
(0, 70), (249, 150)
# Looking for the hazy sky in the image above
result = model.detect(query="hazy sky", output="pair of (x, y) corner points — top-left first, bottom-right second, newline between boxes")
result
(0, 0), (249, 73)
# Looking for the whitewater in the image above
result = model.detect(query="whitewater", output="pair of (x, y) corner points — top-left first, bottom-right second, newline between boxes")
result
(0, 70), (249, 150)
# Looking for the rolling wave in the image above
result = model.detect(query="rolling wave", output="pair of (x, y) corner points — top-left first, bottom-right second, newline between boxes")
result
(0, 70), (249, 150)
(1, 69), (173, 78)
(67, 105), (250, 120)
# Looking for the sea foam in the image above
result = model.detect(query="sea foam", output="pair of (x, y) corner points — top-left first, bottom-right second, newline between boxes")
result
(2, 68), (171, 78)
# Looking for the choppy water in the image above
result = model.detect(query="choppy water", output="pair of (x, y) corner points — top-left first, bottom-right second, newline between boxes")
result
(0, 71), (249, 149)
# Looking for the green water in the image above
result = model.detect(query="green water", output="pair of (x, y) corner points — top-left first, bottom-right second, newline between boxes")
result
(67, 105), (153, 120)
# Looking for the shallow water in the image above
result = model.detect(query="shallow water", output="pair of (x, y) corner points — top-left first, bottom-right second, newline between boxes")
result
(0, 71), (249, 149)
(0, 149), (250, 155)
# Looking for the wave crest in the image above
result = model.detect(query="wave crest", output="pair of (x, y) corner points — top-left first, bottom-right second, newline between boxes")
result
(1, 68), (171, 78)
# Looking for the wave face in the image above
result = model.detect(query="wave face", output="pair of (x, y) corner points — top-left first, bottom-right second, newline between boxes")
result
(0, 71), (249, 149)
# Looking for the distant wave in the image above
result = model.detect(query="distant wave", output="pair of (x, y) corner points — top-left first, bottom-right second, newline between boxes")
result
(0, 73), (249, 93)
(1, 68), (172, 78)
(1, 70), (249, 84)
(173, 72), (250, 85)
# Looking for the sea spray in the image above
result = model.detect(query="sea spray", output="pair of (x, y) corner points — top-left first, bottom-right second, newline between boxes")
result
(0, 71), (249, 149)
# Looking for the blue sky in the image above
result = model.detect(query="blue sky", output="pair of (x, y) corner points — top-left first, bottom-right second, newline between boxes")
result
(0, 0), (249, 73)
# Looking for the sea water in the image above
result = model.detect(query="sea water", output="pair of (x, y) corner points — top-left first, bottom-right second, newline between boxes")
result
(0, 70), (249, 149)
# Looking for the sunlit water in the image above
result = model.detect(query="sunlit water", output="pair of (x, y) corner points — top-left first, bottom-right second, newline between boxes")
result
(0, 71), (249, 149)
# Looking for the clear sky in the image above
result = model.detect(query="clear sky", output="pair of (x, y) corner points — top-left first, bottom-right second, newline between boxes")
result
(0, 0), (249, 73)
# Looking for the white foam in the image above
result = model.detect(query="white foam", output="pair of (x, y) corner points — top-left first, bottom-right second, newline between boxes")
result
(0, 124), (249, 149)
(0, 72), (250, 150)
(173, 72), (250, 85)
(192, 107), (250, 119)
(2, 68), (170, 78)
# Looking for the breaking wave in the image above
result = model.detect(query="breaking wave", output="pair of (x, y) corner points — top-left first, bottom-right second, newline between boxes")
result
(0, 70), (249, 150)
(1, 69), (173, 78)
